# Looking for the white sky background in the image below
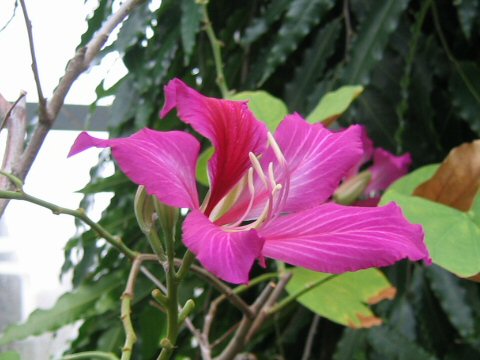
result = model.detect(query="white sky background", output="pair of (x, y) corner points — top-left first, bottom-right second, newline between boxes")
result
(0, 0), (131, 321)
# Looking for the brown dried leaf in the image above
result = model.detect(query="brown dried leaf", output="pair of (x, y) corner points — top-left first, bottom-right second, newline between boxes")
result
(414, 140), (480, 211)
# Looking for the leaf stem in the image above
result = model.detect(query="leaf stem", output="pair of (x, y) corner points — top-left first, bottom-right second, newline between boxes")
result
(268, 274), (338, 315)
(61, 352), (119, 360)
(0, 185), (138, 259)
(157, 228), (179, 359)
(200, 2), (229, 98)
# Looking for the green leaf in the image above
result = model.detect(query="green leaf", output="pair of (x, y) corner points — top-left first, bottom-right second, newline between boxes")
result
(284, 18), (342, 112)
(229, 91), (288, 131)
(78, 172), (130, 194)
(333, 329), (368, 360)
(0, 352), (20, 360)
(368, 325), (437, 360)
(387, 164), (440, 195)
(426, 265), (476, 339)
(78, 0), (113, 49)
(380, 190), (480, 278)
(196, 146), (214, 186)
(0, 272), (123, 345)
(180, 0), (202, 65)
(257, 0), (334, 85)
(241, 0), (291, 45)
(450, 62), (480, 135)
(455, 0), (479, 40)
(342, 0), (409, 84)
(286, 268), (395, 327)
(306, 85), (364, 124)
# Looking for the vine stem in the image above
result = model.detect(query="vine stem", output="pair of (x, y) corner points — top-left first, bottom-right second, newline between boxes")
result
(61, 351), (119, 360)
(268, 274), (338, 315)
(0, 184), (137, 259)
(199, 1), (229, 97)
(121, 254), (158, 360)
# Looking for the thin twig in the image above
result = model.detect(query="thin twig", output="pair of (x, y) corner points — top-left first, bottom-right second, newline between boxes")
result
(61, 351), (119, 360)
(214, 282), (275, 360)
(200, 2), (229, 97)
(0, 0), (145, 217)
(175, 259), (254, 318)
(0, 0), (18, 33)
(121, 254), (158, 360)
(19, 0), (46, 109)
(0, 93), (27, 216)
(0, 185), (138, 258)
(245, 272), (293, 341)
(0, 91), (26, 131)
(301, 315), (320, 360)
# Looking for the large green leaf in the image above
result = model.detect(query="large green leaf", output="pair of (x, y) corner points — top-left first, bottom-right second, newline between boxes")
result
(450, 62), (480, 135)
(285, 268), (395, 328)
(368, 326), (436, 360)
(180, 0), (202, 65)
(229, 91), (288, 131)
(284, 18), (342, 112)
(342, 0), (409, 84)
(426, 266), (476, 339)
(380, 165), (480, 278)
(256, 0), (334, 85)
(0, 272), (123, 345)
(306, 85), (364, 124)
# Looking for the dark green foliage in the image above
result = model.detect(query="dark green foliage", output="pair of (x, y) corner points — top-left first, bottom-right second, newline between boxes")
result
(54, 0), (480, 358)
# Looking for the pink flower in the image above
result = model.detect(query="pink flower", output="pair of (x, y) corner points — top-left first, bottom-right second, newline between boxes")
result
(337, 127), (412, 206)
(69, 79), (430, 284)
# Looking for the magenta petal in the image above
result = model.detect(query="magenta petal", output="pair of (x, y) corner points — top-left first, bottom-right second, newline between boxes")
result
(366, 148), (412, 195)
(259, 202), (430, 274)
(183, 210), (265, 284)
(160, 78), (268, 214)
(268, 114), (364, 212)
(69, 129), (200, 209)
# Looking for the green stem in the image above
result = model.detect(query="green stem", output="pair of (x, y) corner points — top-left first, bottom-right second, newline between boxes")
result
(176, 250), (196, 281)
(120, 295), (136, 360)
(267, 274), (338, 315)
(157, 229), (179, 360)
(200, 2), (229, 98)
(0, 189), (137, 259)
(61, 352), (119, 360)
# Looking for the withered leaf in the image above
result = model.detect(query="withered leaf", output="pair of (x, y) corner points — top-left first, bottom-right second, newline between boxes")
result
(414, 140), (480, 211)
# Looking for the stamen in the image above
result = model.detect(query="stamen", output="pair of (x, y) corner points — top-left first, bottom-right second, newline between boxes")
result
(268, 162), (277, 189)
(267, 132), (286, 166)
(249, 152), (268, 188)
(230, 168), (256, 227)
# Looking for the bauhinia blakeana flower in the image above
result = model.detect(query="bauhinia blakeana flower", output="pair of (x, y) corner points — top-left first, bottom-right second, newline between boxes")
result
(69, 78), (431, 284)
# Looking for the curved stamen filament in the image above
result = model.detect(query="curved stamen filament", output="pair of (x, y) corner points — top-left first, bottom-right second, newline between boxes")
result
(230, 168), (256, 227)
(249, 152), (268, 188)
(267, 132), (286, 166)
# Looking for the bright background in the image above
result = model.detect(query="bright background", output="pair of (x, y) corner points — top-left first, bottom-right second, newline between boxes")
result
(0, 0), (127, 355)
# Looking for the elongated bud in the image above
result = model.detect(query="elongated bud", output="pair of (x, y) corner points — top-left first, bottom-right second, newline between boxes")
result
(134, 186), (155, 234)
(153, 198), (179, 239)
(334, 171), (372, 205)
(178, 299), (195, 325)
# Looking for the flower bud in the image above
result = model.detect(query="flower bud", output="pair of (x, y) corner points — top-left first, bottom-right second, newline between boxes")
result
(153, 198), (179, 239)
(134, 186), (155, 234)
(334, 171), (372, 205)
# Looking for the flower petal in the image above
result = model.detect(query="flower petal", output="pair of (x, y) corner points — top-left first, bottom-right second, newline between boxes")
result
(260, 202), (430, 273)
(160, 78), (268, 214)
(267, 113), (364, 212)
(345, 125), (374, 178)
(69, 129), (200, 209)
(365, 148), (412, 195)
(183, 209), (265, 284)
